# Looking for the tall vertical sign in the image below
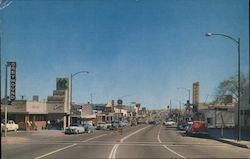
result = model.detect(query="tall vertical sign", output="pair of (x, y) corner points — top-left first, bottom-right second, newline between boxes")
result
(8, 61), (16, 101)
(192, 81), (199, 108)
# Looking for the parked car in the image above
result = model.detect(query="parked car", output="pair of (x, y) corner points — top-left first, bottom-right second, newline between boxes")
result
(154, 120), (161, 125)
(83, 124), (95, 133)
(96, 122), (112, 130)
(185, 121), (208, 136)
(130, 120), (137, 126)
(118, 121), (126, 127)
(148, 120), (156, 124)
(105, 122), (112, 129)
(65, 124), (85, 134)
(112, 122), (120, 129)
(96, 122), (105, 130)
(1, 120), (19, 132)
(176, 122), (189, 130)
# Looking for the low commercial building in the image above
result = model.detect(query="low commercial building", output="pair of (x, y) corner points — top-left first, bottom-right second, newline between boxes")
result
(1, 77), (71, 131)
(240, 85), (250, 128)
(1, 100), (47, 130)
(202, 107), (235, 128)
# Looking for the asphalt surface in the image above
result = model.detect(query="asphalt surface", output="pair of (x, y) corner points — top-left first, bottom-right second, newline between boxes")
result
(1, 124), (250, 159)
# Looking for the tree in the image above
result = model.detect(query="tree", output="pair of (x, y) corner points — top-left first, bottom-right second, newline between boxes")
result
(214, 73), (248, 104)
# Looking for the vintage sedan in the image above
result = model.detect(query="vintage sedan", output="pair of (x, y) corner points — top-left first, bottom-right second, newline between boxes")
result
(164, 120), (176, 126)
(65, 124), (85, 134)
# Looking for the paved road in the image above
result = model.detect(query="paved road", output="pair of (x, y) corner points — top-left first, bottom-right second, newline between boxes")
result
(2, 124), (250, 158)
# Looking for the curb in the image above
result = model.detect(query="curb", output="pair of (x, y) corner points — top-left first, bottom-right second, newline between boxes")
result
(210, 137), (249, 149)
(188, 134), (250, 149)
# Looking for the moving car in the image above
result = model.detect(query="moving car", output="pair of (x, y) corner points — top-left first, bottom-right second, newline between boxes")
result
(65, 124), (85, 134)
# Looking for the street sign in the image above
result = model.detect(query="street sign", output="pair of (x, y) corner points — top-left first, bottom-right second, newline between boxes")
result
(8, 61), (16, 101)
(117, 99), (123, 105)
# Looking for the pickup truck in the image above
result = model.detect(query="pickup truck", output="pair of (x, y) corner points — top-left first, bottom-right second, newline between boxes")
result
(186, 121), (208, 136)
(1, 120), (19, 132)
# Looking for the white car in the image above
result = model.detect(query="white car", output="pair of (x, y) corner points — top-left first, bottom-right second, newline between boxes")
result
(65, 124), (85, 134)
(1, 120), (19, 132)
(165, 120), (176, 126)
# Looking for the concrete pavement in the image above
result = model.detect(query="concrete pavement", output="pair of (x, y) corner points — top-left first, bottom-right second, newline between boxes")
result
(2, 124), (250, 158)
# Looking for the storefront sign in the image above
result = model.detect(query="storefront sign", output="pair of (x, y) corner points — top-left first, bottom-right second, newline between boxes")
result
(8, 61), (16, 101)
(56, 78), (69, 90)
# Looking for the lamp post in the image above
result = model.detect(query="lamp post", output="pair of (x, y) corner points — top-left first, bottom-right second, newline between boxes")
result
(70, 71), (89, 125)
(205, 32), (241, 141)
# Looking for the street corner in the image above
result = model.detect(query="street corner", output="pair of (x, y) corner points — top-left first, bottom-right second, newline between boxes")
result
(1, 137), (30, 144)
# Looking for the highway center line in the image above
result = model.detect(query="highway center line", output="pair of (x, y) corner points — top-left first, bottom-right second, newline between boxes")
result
(157, 124), (186, 159)
(109, 125), (151, 159)
(34, 144), (77, 159)
(81, 134), (107, 142)
(35, 133), (107, 159)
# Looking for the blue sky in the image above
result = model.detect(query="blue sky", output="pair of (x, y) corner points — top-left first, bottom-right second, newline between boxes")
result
(1, 0), (249, 109)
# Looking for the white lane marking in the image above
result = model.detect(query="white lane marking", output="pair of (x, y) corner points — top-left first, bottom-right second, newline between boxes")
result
(109, 125), (151, 159)
(35, 133), (107, 159)
(157, 124), (186, 159)
(112, 144), (119, 158)
(157, 125), (162, 143)
(109, 144), (119, 159)
(35, 144), (77, 159)
(162, 145), (186, 158)
(120, 125), (150, 142)
(81, 134), (107, 142)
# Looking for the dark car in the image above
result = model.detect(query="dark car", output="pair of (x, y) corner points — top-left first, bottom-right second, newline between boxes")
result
(176, 122), (189, 130)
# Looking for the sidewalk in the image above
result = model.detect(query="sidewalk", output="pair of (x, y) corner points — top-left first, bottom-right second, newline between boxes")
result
(1, 136), (30, 143)
(208, 128), (250, 149)
(1, 129), (65, 143)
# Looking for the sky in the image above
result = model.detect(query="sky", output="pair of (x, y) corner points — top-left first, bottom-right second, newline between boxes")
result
(1, 0), (249, 109)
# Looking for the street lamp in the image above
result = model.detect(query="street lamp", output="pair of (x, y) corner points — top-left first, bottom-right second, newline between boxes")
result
(205, 32), (241, 141)
(70, 71), (89, 125)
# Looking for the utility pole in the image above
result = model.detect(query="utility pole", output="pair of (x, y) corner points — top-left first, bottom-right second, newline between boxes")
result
(170, 100), (172, 113)
(90, 93), (93, 104)
(4, 64), (8, 137)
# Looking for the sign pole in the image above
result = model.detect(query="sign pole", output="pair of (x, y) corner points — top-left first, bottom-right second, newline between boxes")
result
(4, 63), (8, 137)
(4, 61), (16, 137)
